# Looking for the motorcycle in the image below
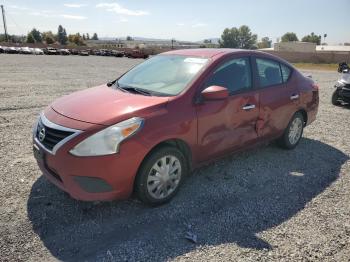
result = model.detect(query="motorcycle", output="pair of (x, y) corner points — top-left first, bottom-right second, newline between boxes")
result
(332, 62), (350, 105)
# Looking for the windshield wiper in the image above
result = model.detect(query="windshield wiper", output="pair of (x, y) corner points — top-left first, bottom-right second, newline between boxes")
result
(107, 79), (117, 87)
(120, 86), (153, 96)
(108, 80), (169, 97)
(107, 80), (151, 95)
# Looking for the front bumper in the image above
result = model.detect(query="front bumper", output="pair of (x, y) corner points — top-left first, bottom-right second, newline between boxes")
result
(33, 112), (148, 201)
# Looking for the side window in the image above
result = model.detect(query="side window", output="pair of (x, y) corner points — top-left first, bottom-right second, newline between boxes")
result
(256, 58), (283, 87)
(206, 57), (252, 94)
(281, 63), (292, 82)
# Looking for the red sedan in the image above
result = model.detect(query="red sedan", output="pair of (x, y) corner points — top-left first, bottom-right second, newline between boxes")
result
(33, 49), (319, 205)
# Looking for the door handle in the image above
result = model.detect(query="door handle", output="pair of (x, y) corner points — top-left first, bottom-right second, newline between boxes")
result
(290, 94), (299, 100)
(242, 104), (256, 110)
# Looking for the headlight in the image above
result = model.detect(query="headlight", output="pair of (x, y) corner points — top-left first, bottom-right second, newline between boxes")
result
(70, 117), (144, 156)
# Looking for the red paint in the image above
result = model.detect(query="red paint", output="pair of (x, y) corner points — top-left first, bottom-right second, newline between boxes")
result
(34, 49), (319, 201)
(201, 85), (229, 100)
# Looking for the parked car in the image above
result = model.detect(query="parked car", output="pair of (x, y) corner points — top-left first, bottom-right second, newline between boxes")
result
(126, 49), (149, 59)
(2, 46), (10, 53)
(69, 49), (79, 55)
(44, 47), (58, 55)
(32, 48), (44, 55)
(0, 46), (4, 53)
(6, 47), (19, 54)
(98, 49), (112, 56)
(332, 62), (350, 105)
(92, 49), (102, 56)
(78, 50), (89, 56)
(59, 49), (70, 55)
(20, 47), (32, 54)
(33, 49), (319, 205)
(112, 50), (125, 57)
(2, 46), (9, 53)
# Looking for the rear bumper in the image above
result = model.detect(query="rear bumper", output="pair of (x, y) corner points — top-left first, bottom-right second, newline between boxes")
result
(305, 91), (319, 126)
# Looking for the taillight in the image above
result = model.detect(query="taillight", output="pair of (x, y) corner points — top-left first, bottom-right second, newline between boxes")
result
(311, 83), (319, 90)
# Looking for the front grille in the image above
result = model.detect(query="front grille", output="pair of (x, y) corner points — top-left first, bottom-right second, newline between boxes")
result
(36, 119), (74, 151)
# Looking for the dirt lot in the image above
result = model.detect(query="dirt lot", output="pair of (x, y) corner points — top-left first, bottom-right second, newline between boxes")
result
(0, 54), (349, 262)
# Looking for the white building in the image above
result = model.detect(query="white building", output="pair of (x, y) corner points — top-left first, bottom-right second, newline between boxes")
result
(316, 45), (350, 52)
(273, 42), (316, 53)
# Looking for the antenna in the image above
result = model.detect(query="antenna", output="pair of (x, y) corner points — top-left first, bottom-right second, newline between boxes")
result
(1, 5), (8, 42)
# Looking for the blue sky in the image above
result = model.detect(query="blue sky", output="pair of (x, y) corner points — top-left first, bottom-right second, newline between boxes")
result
(1, 0), (349, 44)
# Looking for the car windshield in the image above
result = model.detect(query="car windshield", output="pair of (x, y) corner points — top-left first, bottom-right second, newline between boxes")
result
(117, 55), (209, 96)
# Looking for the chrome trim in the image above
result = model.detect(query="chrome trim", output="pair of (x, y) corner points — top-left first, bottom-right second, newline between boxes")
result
(242, 104), (256, 110)
(290, 94), (300, 100)
(34, 113), (83, 155)
(32, 116), (39, 136)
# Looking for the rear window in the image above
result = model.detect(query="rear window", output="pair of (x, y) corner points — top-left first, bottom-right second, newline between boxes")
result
(281, 64), (292, 82)
(256, 58), (283, 87)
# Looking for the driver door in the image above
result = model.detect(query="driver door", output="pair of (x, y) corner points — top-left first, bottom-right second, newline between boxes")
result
(195, 56), (259, 162)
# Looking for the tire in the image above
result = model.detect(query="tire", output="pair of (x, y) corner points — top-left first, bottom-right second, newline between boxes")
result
(135, 146), (188, 206)
(278, 112), (304, 150)
(331, 90), (341, 105)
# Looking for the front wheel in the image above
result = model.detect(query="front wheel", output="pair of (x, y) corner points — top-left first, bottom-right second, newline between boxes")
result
(331, 89), (341, 105)
(278, 112), (304, 150)
(135, 146), (187, 206)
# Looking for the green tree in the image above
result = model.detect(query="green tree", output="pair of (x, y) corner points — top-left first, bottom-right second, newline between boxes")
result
(92, 33), (98, 40)
(126, 35), (133, 41)
(219, 25), (257, 49)
(57, 25), (68, 45)
(42, 31), (56, 44)
(281, 32), (299, 42)
(301, 32), (321, 45)
(86, 33), (90, 40)
(68, 33), (85, 46)
(0, 34), (6, 42)
(257, 37), (272, 49)
(27, 28), (42, 43)
(63, 29), (68, 44)
(26, 33), (35, 43)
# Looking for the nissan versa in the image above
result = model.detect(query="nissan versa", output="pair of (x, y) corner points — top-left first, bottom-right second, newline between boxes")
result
(33, 49), (319, 205)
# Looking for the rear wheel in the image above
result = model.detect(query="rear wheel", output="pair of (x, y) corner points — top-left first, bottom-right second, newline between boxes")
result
(278, 112), (304, 149)
(331, 89), (341, 105)
(135, 146), (187, 205)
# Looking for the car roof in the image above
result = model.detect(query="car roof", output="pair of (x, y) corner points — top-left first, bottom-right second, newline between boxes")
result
(162, 48), (248, 58)
(162, 48), (292, 67)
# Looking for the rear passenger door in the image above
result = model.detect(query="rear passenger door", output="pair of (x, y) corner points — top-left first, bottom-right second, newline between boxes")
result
(254, 57), (299, 139)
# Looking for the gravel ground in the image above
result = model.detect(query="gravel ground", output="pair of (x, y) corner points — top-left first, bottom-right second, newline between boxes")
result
(0, 54), (349, 262)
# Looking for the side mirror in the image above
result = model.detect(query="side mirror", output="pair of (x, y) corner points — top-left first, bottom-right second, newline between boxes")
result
(201, 86), (229, 101)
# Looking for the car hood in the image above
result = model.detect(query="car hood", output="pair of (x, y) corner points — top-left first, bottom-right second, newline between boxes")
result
(51, 85), (169, 126)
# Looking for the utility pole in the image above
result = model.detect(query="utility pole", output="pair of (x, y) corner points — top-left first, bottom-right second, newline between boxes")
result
(1, 5), (8, 42)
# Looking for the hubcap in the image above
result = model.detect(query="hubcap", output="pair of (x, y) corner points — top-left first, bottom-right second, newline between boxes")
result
(147, 155), (182, 200)
(288, 117), (303, 145)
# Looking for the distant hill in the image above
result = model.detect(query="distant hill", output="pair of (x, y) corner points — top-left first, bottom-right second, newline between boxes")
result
(99, 36), (220, 44)
(100, 36), (174, 42)
(198, 38), (220, 44)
